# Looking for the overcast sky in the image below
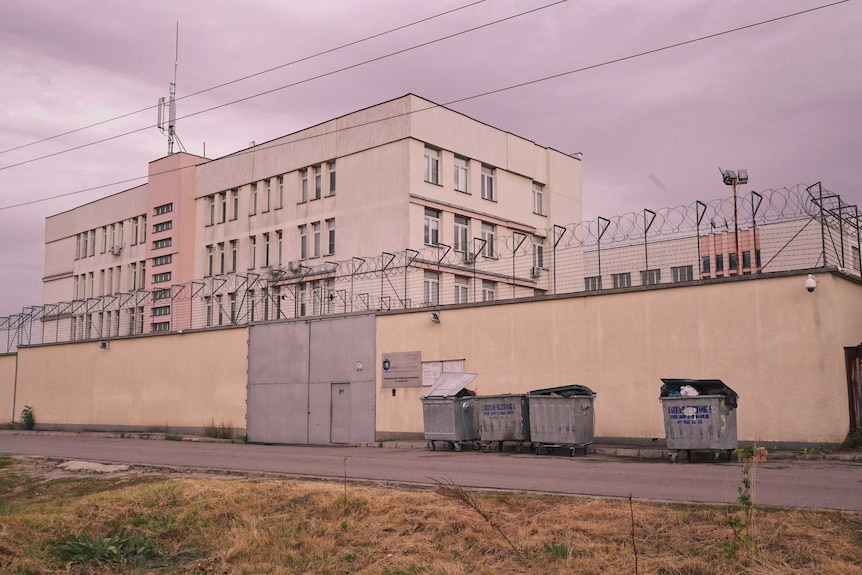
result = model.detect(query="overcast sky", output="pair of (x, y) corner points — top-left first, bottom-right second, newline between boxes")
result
(1, 0), (859, 316)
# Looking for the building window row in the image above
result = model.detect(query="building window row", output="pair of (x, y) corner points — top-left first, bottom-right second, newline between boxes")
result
(300, 161), (336, 204)
(702, 250), (761, 277)
(75, 217), (146, 259)
(424, 208), (500, 260)
(154, 203), (173, 216)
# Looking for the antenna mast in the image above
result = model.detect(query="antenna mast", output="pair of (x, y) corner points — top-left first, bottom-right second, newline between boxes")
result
(157, 23), (181, 155)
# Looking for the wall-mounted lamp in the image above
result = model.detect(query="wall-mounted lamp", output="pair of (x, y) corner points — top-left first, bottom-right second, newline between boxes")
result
(570, 152), (583, 160)
(98, 340), (109, 350)
(804, 274), (817, 293)
(429, 312), (440, 323)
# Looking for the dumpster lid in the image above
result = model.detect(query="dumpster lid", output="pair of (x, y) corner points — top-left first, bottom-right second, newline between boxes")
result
(422, 373), (478, 398)
(660, 378), (738, 408)
(529, 384), (595, 398)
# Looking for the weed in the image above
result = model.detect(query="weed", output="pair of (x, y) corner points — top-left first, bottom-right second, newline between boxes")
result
(841, 427), (862, 451)
(56, 531), (159, 566)
(204, 418), (234, 439)
(341, 519), (349, 531)
(164, 434), (184, 442)
(723, 444), (758, 559)
(799, 445), (831, 456)
(20, 406), (35, 430)
(544, 541), (568, 559)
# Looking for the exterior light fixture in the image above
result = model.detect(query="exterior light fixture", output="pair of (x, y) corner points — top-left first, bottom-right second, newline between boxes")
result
(719, 167), (750, 276)
(429, 312), (440, 323)
(804, 274), (817, 293)
(98, 340), (109, 350)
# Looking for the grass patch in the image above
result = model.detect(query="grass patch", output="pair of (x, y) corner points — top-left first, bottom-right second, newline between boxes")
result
(0, 456), (860, 574)
(204, 418), (234, 440)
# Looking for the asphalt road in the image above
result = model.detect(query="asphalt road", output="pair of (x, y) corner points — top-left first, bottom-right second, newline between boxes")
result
(2, 434), (860, 511)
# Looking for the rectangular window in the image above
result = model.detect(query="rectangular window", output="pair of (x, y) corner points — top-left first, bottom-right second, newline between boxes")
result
(454, 215), (468, 252)
(300, 168), (308, 203)
(729, 253), (738, 274)
(231, 188), (239, 220)
(250, 183), (258, 215)
(81, 230), (88, 257)
(314, 165), (322, 200)
(481, 222), (495, 258)
(153, 238), (172, 250)
(299, 225), (308, 259)
(533, 236), (544, 268)
(454, 157), (468, 193)
(153, 255), (172, 267)
(423, 270), (439, 306)
(641, 269), (661, 286)
(313, 222), (321, 257)
(482, 280), (495, 302)
(328, 161), (336, 196)
(153, 288), (171, 300)
(612, 272), (631, 289)
(207, 195), (215, 225)
(755, 250), (761, 268)
(153, 272), (171, 283)
(152, 321), (170, 332)
(585, 276), (602, 292)
(205, 296), (213, 327)
(133, 218), (140, 245)
(263, 233), (270, 267)
(141, 216), (146, 242)
(277, 175), (284, 208)
(532, 182), (544, 215)
(424, 208), (440, 246)
(249, 235), (257, 269)
(216, 294), (224, 326)
(454, 275), (469, 304)
(230, 240), (238, 273)
(715, 254), (724, 272)
(230, 292), (237, 324)
(153, 221), (172, 233)
(220, 192), (227, 223)
(248, 289), (256, 322)
(75, 233), (82, 259)
(218, 242), (225, 274)
(154, 203), (173, 215)
(207, 245), (214, 276)
(326, 218), (335, 255)
(671, 265), (693, 283)
(481, 165), (495, 201)
(853, 246), (861, 271)
(276, 230), (283, 266)
(136, 261), (143, 289)
(742, 251), (751, 270)
(129, 264), (136, 293)
(153, 305), (171, 317)
(264, 179), (271, 212)
(702, 256), (711, 274)
(424, 147), (440, 184)
(101, 226), (108, 253)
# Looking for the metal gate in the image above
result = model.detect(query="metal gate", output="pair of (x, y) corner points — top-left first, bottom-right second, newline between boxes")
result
(330, 382), (350, 444)
(845, 343), (862, 431)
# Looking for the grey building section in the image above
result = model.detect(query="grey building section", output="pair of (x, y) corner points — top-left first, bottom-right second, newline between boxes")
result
(247, 314), (376, 445)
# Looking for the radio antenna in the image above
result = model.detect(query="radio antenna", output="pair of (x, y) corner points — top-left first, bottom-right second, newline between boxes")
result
(157, 23), (184, 155)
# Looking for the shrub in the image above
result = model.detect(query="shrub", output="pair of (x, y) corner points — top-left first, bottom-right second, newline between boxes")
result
(20, 406), (35, 430)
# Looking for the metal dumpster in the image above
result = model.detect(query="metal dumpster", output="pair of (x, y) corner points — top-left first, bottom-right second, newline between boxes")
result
(475, 394), (530, 452)
(421, 373), (480, 452)
(660, 378), (738, 463)
(528, 385), (596, 456)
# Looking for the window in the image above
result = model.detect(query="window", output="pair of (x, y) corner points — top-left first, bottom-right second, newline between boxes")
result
(205, 296), (213, 327)
(424, 147), (440, 184)
(312, 222), (321, 257)
(299, 225), (308, 259)
(585, 276), (602, 292)
(153, 305), (171, 317)
(216, 294), (224, 326)
(481, 222), (495, 258)
(220, 192), (227, 223)
(481, 165), (495, 201)
(154, 203), (173, 215)
(207, 195), (215, 225)
(264, 179), (271, 212)
(136, 261), (143, 289)
(154, 221), (172, 233)
(482, 280), (496, 302)
(75, 234), (81, 259)
(533, 236), (544, 268)
(81, 231), (89, 257)
(854, 246), (861, 271)
(299, 284), (307, 317)
(277, 175), (284, 208)
(248, 289), (256, 322)
(702, 256), (711, 274)
(153, 272), (171, 284)
(742, 251), (751, 270)
(454, 215), (468, 252)
(612, 272), (631, 289)
(300, 169), (308, 203)
(153, 255), (172, 267)
(250, 183), (258, 215)
(532, 182), (544, 215)
(101, 227), (108, 253)
(424, 208), (440, 246)
(230, 292), (237, 324)
(89, 229), (96, 256)
(326, 219), (335, 255)
(207, 245), (214, 276)
(641, 269), (661, 286)
(423, 270), (439, 306)
(231, 188), (239, 220)
(132, 218), (139, 245)
(454, 275), (469, 304)
(671, 265), (693, 283)
(249, 235), (257, 269)
(230, 240), (238, 273)
(314, 165), (322, 200)
(129, 264), (136, 293)
(141, 216), (146, 242)
(755, 250), (762, 268)
(715, 254), (724, 272)
(218, 242), (225, 274)
(152, 321), (170, 332)
(263, 233), (270, 267)
(328, 161), (336, 196)
(153, 238), (172, 249)
(729, 253), (738, 274)
(454, 157), (468, 193)
(153, 288), (171, 300)
(276, 230), (283, 266)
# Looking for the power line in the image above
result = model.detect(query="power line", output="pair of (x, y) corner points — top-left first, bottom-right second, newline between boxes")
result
(0, 0), (849, 211)
(0, 0), (489, 157)
(0, 0), (567, 173)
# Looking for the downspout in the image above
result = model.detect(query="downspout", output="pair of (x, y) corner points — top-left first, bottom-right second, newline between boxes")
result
(306, 319), (312, 444)
(11, 352), (19, 423)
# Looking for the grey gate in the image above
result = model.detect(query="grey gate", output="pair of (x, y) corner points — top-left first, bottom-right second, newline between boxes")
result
(331, 383), (350, 444)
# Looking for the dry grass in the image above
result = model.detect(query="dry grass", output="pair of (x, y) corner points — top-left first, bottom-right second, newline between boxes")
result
(0, 456), (860, 574)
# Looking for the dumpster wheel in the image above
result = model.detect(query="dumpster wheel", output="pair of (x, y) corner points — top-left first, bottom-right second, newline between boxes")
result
(482, 443), (491, 453)
(452, 442), (462, 452)
(668, 451), (679, 463)
(427, 441), (436, 451)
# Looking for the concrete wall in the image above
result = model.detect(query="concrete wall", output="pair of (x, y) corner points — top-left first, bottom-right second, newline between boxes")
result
(0, 353), (16, 424)
(376, 271), (862, 444)
(13, 328), (248, 434)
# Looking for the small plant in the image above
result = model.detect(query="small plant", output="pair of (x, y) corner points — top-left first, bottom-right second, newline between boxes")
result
(341, 519), (349, 531)
(543, 541), (568, 559)
(723, 444), (758, 559)
(841, 427), (862, 451)
(57, 531), (159, 565)
(799, 444), (831, 456)
(204, 417), (235, 439)
(20, 406), (35, 430)
(164, 433), (184, 441)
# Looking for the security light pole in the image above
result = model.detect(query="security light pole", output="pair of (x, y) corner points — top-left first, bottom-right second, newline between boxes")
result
(719, 168), (749, 275)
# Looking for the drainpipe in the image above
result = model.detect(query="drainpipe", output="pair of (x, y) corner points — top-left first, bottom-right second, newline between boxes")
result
(306, 319), (312, 444)
(11, 352), (19, 423)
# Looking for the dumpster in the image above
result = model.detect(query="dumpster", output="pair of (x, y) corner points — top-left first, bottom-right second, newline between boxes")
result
(660, 378), (738, 463)
(528, 385), (596, 456)
(421, 373), (480, 452)
(475, 394), (530, 452)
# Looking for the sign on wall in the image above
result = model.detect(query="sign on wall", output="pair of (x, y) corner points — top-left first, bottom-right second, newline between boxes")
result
(381, 351), (422, 387)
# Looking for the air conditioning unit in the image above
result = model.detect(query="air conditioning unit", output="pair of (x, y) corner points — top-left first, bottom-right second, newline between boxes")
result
(463, 250), (476, 264)
(531, 266), (542, 278)
(287, 260), (300, 272)
(109, 244), (123, 256)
